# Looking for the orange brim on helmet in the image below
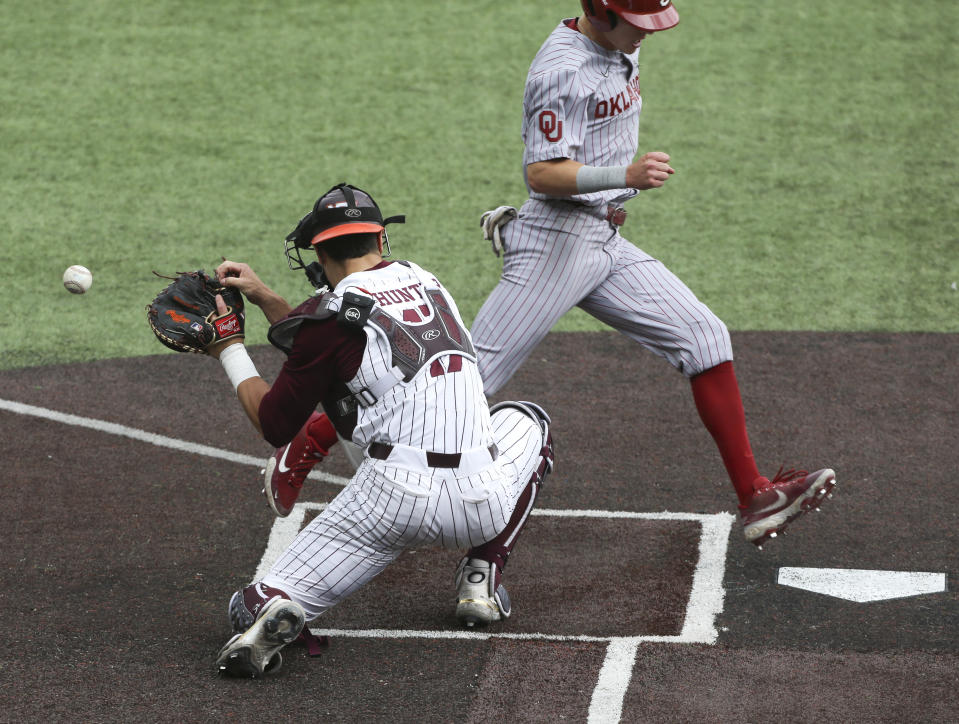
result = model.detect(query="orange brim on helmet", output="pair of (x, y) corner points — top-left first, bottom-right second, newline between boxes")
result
(620, 5), (679, 31)
(310, 222), (385, 245)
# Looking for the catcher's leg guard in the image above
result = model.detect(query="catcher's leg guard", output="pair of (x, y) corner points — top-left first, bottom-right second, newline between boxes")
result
(455, 400), (554, 627)
(217, 586), (305, 678)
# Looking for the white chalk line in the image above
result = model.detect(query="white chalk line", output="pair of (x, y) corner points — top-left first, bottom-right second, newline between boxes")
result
(264, 502), (734, 724)
(2, 397), (733, 723)
(0, 398), (351, 487)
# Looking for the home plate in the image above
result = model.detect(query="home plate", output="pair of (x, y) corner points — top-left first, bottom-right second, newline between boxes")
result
(777, 568), (947, 603)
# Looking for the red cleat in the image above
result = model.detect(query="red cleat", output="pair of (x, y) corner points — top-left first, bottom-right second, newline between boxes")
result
(741, 467), (836, 548)
(263, 412), (338, 517)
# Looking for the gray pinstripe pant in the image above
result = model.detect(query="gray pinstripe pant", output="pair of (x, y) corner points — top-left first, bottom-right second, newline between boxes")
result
(472, 198), (733, 395)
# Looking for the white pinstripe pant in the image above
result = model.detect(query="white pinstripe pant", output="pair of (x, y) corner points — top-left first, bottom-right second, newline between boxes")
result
(472, 198), (733, 395)
(260, 406), (543, 620)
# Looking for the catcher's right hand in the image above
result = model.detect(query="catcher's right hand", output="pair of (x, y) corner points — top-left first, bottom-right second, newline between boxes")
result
(146, 270), (245, 354)
(480, 205), (517, 257)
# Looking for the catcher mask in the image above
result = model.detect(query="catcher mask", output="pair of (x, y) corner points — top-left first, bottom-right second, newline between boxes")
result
(284, 183), (405, 278)
(581, 0), (680, 33)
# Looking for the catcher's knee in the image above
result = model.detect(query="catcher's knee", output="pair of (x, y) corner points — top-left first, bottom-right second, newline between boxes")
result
(228, 583), (294, 634)
(490, 400), (554, 479)
(490, 400), (550, 437)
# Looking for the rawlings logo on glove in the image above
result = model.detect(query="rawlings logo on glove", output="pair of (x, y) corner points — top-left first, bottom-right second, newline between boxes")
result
(146, 270), (245, 354)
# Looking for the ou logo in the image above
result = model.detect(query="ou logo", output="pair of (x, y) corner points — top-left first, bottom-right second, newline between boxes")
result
(421, 329), (440, 341)
(538, 110), (563, 142)
(344, 307), (361, 322)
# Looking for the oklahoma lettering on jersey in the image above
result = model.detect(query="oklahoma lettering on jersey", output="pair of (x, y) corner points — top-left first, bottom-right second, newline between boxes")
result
(595, 76), (641, 119)
(334, 261), (490, 454)
(522, 19), (643, 206)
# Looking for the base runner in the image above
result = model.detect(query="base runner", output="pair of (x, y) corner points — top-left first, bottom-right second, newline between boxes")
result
(474, 1), (836, 547)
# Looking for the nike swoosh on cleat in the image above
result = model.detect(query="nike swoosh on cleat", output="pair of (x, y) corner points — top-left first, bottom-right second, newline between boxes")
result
(277, 444), (294, 473)
(753, 489), (788, 515)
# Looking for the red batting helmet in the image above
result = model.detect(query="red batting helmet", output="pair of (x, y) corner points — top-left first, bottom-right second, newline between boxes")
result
(581, 0), (680, 33)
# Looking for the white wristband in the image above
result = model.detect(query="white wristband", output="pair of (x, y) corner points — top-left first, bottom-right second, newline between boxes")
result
(219, 343), (259, 391)
(575, 165), (628, 193)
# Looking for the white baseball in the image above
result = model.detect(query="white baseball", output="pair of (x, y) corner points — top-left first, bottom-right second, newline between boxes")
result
(63, 265), (93, 294)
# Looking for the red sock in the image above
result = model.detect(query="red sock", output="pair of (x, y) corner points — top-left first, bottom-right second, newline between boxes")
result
(690, 362), (763, 506)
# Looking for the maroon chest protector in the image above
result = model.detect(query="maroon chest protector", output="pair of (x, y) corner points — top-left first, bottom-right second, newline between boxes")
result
(268, 279), (475, 415)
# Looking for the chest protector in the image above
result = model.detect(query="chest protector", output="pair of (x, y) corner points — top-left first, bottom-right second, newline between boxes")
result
(268, 278), (475, 414)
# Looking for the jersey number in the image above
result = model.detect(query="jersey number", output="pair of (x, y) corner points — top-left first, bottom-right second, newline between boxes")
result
(538, 110), (563, 142)
(430, 355), (463, 377)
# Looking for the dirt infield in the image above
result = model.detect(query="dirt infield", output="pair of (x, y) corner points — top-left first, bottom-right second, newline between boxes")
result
(1, 331), (955, 722)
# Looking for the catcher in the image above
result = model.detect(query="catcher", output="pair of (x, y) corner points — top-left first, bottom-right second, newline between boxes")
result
(146, 183), (554, 678)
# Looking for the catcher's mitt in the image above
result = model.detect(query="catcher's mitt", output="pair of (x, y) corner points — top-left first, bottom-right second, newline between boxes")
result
(146, 270), (245, 354)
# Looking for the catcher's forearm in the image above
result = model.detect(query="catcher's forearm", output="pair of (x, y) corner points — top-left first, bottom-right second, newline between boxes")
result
(251, 289), (292, 325)
(216, 342), (269, 433)
(236, 376), (270, 435)
(218, 344), (266, 431)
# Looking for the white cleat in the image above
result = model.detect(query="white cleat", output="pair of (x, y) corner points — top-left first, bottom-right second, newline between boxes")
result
(215, 598), (305, 678)
(454, 557), (511, 627)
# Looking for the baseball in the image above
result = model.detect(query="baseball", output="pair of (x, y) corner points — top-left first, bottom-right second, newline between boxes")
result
(63, 265), (93, 294)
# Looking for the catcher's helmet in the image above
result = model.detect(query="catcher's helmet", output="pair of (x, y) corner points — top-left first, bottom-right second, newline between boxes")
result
(284, 183), (405, 277)
(581, 0), (680, 33)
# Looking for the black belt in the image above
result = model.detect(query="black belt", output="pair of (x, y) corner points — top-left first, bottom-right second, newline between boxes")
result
(367, 442), (497, 469)
(605, 203), (627, 226)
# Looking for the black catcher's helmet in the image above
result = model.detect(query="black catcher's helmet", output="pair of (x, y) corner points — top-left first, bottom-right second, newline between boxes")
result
(284, 183), (405, 287)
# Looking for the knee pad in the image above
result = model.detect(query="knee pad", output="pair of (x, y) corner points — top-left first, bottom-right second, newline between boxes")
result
(228, 583), (292, 634)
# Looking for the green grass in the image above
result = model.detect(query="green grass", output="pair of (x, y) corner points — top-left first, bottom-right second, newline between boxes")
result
(1, 0), (956, 370)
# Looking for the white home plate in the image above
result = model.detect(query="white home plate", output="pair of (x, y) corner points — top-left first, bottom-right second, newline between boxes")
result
(777, 568), (947, 603)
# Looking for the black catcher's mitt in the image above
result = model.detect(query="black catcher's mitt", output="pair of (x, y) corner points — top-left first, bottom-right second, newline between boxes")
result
(146, 270), (245, 354)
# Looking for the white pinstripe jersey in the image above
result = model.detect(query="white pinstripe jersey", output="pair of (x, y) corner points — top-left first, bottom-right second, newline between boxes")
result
(332, 261), (490, 454)
(523, 19), (643, 207)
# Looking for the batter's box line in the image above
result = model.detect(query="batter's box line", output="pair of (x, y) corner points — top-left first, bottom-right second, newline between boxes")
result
(258, 504), (735, 646)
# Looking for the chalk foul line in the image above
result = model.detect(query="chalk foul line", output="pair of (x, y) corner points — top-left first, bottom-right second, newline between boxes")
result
(0, 398), (351, 487)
